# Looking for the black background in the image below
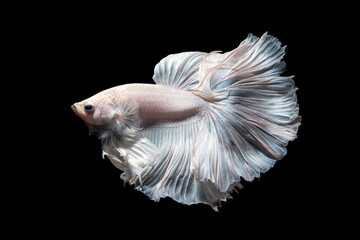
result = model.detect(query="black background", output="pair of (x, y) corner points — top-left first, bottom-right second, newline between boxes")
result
(8, 2), (349, 238)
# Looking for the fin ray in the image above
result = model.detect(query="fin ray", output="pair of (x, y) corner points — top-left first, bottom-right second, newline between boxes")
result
(152, 52), (206, 89)
(190, 32), (301, 192)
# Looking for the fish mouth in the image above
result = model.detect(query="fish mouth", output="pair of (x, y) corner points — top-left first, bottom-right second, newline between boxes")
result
(71, 102), (78, 111)
(71, 102), (82, 117)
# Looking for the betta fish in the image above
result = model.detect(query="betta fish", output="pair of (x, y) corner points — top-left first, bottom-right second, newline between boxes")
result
(72, 33), (301, 211)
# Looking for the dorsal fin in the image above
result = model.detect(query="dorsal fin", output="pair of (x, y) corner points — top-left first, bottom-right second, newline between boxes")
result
(152, 52), (205, 89)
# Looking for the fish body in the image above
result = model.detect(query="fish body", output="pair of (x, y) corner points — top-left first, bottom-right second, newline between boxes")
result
(72, 33), (301, 210)
(72, 83), (206, 134)
(122, 84), (206, 127)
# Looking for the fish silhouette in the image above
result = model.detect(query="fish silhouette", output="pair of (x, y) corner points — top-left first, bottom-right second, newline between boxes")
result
(72, 33), (301, 211)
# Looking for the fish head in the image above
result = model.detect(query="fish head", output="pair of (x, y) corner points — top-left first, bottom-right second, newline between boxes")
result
(71, 89), (118, 138)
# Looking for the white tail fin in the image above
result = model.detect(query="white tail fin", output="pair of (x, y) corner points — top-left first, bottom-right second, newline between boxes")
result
(190, 33), (301, 191)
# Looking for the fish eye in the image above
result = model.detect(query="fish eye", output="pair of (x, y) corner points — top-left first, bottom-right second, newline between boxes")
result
(84, 104), (94, 113)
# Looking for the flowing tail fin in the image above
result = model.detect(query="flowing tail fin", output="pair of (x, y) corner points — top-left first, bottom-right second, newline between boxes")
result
(190, 32), (301, 192)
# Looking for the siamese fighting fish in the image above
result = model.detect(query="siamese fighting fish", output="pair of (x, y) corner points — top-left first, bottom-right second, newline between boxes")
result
(72, 33), (301, 211)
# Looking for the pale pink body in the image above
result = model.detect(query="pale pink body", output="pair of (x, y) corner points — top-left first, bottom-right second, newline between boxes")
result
(117, 84), (206, 127)
(72, 83), (206, 128)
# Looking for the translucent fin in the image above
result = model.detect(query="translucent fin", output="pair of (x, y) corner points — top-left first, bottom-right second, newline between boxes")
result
(101, 97), (156, 185)
(102, 135), (157, 185)
(140, 123), (231, 210)
(152, 52), (206, 89)
(190, 32), (301, 192)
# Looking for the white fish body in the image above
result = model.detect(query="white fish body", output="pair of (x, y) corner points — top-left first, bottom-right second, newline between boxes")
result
(72, 33), (301, 210)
